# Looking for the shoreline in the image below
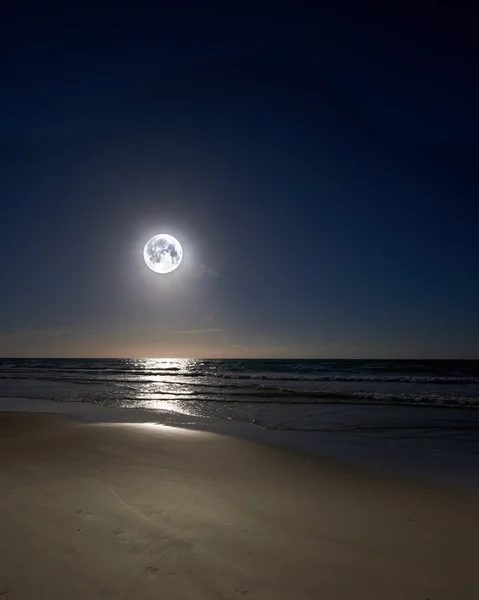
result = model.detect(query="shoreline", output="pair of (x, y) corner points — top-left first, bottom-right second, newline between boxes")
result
(1, 411), (479, 599)
(1, 396), (479, 489)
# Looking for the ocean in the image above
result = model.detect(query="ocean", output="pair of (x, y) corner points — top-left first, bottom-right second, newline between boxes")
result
(2, 358), (479, 482)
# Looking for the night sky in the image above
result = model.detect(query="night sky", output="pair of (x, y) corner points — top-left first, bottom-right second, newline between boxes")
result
(1, 2), (478, 359)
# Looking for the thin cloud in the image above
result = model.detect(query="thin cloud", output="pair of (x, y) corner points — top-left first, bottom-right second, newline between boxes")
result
(173, 328), (229, 335)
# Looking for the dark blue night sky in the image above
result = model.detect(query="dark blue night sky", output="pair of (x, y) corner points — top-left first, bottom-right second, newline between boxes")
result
(1, 3), (478, 358)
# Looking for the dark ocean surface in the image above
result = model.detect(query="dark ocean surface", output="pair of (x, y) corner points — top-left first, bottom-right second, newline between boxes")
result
(2, 358), (478, 483)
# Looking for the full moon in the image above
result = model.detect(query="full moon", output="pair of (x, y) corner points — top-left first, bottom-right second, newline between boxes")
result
(143, 234), (183, 274)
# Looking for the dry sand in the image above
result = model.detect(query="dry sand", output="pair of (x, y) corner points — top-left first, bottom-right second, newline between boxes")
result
(0, 413), (478, 599)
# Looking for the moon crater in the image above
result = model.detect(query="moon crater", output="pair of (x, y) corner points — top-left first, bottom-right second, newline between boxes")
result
(144, 234), (183, 274)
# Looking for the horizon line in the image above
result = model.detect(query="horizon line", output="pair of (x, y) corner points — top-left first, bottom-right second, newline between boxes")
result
(1, 356), (478, 361)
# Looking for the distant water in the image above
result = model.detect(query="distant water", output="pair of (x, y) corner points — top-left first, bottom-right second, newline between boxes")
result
(2, 358), (479, 481)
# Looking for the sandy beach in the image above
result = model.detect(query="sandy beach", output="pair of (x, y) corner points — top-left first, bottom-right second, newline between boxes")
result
(0, 413), (478, 599)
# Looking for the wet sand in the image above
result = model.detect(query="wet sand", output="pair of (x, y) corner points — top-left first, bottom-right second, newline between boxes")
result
(0, 412), (478, 599)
